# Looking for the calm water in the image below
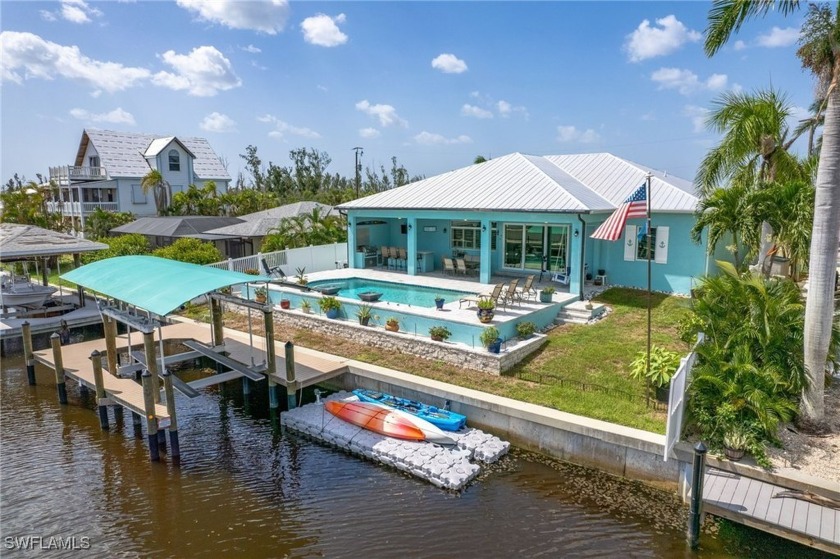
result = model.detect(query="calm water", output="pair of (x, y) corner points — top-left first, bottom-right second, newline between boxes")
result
(1, 352), (750, 558)
(309, 278), (474, 308)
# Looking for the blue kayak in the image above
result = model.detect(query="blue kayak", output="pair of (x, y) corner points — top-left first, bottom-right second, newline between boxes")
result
(352, 389), (467, 431)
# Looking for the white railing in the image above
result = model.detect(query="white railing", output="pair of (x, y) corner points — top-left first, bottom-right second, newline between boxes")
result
(664, 333), (704, 461)
(45, 201), (119, 215)
(82, 202), (119, 213)
(206, 243), (348, 275)
(49, 165), (108, 183)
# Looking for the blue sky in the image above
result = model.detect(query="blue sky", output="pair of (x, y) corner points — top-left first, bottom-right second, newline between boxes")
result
(0, 1), (816, 187)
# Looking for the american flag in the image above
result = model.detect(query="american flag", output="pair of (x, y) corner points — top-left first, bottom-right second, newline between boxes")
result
(590, 183), (648, 241)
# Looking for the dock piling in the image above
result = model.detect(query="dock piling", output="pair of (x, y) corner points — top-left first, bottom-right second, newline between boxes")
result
(50, 333), (68, 405)
(285, 341), (297, 410)
(162, 370), (180, 464)
(157, 429), (167, 452)
(103, 315), (118, 377)
(21, 321), (35, 385)
(687, 441), (707, 550)
(142, 332), (161, 403)
(264, 307), (280, 409)
(141, 370), (160, 462)
(90, 350), (109, 430)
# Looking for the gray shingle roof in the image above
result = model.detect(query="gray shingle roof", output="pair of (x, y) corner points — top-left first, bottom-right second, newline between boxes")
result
(205, 202), (335, 237)
(339, 152), (699, 213)
(0, 224), (107, 261)
(111, 216), (243, 238)
(76, 129), (231, 181)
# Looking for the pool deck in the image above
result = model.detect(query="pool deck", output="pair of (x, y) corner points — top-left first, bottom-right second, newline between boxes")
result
(264, 268), (579, 327)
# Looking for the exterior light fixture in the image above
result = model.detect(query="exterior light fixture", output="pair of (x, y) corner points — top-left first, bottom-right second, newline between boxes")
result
(574, 229), (579, 238)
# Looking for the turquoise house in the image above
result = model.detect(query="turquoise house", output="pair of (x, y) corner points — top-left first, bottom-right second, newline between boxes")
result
(338, 152), (726, 297)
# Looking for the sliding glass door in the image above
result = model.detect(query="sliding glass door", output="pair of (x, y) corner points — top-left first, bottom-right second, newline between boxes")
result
(503, 224), (569, 272)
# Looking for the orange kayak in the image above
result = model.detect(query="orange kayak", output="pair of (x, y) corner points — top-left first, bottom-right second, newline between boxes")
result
(325, 400), (455, 445)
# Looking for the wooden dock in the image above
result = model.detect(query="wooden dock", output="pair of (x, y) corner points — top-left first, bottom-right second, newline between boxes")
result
(703, 467), (839, 554)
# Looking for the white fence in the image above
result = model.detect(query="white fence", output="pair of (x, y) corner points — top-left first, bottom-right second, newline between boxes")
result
(663, 333), (704, 461)
(206, 243), (348, 275)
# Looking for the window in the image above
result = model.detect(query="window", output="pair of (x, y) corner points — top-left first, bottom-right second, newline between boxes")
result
(451, 221), (481, 250)
(89, 156), (100, 168)
(637, 228), (657, 261)
(168, 149), (180, 171)
(131, 184), (147, 204)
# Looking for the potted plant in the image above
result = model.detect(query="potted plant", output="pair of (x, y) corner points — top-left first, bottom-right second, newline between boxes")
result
(280, 298), (291, 309)
(516, 321), (537, 339)
(219, 285), (232, 295)
(244, 268), (260, 275)
(254, 286), (267, 303)
(584, 294), (594, 311)
(476, 298), (495, 323)
(539, 286), (556, 303)
(356, 304), (373, 326)
(480, 326), (502, 353)
(318, 295), (341, 319)
(295, 267), (308, 286)
(300, 299), (312, 314)
(385, 317), (400, 332)
(429, 325), (451, 342)
(723, 427), (750, 461)
(629, 345), (681, 402)
(434, 295), (445, 310)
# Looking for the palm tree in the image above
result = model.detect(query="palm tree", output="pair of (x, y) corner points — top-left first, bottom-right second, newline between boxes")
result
(760, 181), (815, 281)
(793, 97), (826, 157)
(140, 169), (171, 216)
(690, 183), (760, 269)
(705, 0), (840, 423)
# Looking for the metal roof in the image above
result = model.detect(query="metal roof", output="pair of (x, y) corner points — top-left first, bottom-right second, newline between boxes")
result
(144, 136), (195, 159)
(75, 129), (231, 180)
(61, 256), (268, 316)
(205, 202), (335, 237)
(0, 223), (107, 261)
(111, 216), (244, 238)
(339, 152), (699, 213)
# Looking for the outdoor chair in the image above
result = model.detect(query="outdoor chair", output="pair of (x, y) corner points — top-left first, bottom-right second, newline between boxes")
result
(502, 278), (522, 306)
(518, 275), (537, 301)
(385, 247), (398, 270)
(454, 258), (470, 276)
(398, 248), (408, 270)
(443, 257), (456, 276)
(260, 258), (286, 281)
(459, 282), (505, 310)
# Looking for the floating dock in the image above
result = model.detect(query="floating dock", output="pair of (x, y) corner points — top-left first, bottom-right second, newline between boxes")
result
(281, 391), (510, 490)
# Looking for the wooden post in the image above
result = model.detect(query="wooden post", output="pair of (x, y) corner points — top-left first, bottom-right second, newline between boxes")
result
(211, 297), (224, 347)
(142, 331), (161, 403)
(285, 341), (297, 410)
(21, 321), (35, 385)
(141, 370), (160, 462)
(90, 350), (109, 430)
(162, 371), (180, 464)
(50, 333), (67, 404)
(264, 307), (279, 409)
(103, 315), (118, 377)
(687, 441), (707, 549)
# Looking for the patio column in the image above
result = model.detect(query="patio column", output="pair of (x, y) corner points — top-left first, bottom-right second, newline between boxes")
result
(406, 217), (417, 275)
(346, 214), (357, 269)
(479, 218), (491, 284)
(570, 222), (584, 299)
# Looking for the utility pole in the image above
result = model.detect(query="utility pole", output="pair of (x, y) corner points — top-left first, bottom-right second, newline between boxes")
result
(353, 147), (363, 198)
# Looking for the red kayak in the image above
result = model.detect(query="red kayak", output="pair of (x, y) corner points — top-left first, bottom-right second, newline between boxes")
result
(325, 400), (455, 445)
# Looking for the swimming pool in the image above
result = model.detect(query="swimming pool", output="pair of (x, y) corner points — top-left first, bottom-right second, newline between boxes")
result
(308, 278), (475, 308)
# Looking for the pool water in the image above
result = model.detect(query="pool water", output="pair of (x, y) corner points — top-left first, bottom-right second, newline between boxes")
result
(309, 278), (475, 308)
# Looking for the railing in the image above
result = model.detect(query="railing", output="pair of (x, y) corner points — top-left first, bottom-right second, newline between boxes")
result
(664, 333), (704, 461)
(206, 243), (348, 275)
(49, 165), (108, 183)
(45, 201), (119, 215)
(512, 371), (668, 411)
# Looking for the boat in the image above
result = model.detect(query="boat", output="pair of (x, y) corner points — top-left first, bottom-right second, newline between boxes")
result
(352, 388), (467, 431)
(325, 399), (456, 446)
(0, 277), (57, 308)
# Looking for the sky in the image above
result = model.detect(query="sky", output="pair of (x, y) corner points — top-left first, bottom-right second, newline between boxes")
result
(0, 1), (818, 188)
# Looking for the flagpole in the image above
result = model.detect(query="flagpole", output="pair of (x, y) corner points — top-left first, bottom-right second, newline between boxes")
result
(646, 173), (653, 408)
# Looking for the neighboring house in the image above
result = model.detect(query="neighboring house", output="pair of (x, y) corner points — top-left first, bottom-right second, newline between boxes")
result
(111, 216), (244, 257)
(205, 201), (335, 256)
(47, 129), (231, 233)
(338, 152), (730, 296)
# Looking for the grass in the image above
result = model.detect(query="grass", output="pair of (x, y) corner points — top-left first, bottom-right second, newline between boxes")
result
(183, 287), (692, 433)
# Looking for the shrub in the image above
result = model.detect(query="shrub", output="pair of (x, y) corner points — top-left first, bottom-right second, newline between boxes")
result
(318, 296), (341, 312)
(429, 325), (451, 340)
(516, 321), (537, 338)
(480, 326), (500, 347)
(81, 233), (150, 264)
(629, 345), (681, 388)
(152, 237), (222, 265)
(244, 268), (260, 275)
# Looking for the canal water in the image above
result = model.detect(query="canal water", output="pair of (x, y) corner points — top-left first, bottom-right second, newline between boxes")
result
(0, 353), (797, 558)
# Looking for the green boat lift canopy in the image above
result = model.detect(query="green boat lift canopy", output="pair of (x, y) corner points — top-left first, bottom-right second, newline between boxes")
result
(62, 255), (269, 316)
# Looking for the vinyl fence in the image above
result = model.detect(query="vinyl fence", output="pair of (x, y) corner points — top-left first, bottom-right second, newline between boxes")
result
(206, 243), (348, 275)
(663, 333), (704, 461)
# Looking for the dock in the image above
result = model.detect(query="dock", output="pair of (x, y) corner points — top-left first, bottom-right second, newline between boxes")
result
(0, 294), (102, 342)
(281, 391), (510, 490)
(703, 467), (839, 554)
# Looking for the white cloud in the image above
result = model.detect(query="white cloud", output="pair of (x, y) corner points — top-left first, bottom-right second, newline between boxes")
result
(200, 112), (237, 132)
(497, 99), (529, 119)
(650, 67), (728, 95)
(69, 107), (135, 125)
(240, 44), (261, 54)
(461, 104), (493, 119)
(756, 26), (800, 48)
(152, 46), (241, 96)
(40, 10), (57, 22)
(431, 53), (468, 74)
(683, 105), (709, 133)
(61, 0), (102, 24)
(734, 40), (747, 51)
(624, 14), (701, 62)
(0, 31), (151, 93)
(556, 125), (600, 143)
(359, 127), (381, 139)
(177, 0), (288, 34)
(414, 131), (472, 145)
(301, 13), (347, 47)
(258, 114), (320, 140)
(355, 99), (407, 127)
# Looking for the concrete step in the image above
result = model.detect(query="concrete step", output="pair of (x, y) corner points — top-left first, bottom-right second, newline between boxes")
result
(554, 302), (606, 325)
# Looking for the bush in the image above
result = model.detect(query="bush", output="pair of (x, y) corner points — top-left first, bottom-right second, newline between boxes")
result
(318, 296), (341, 312)
(152, 238), (222, 265)
(429, 325), (451, 340)
(629, 345), (681, 388)
(516, 321), (537, 338)
(81, 233), (150, 263)
(480, 326), (500, 347)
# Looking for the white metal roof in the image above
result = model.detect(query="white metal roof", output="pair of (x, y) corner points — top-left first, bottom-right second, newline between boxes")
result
(143, 136), (195, 159)
(339, 152), (699, 213)
(75, 129), (230, 181)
